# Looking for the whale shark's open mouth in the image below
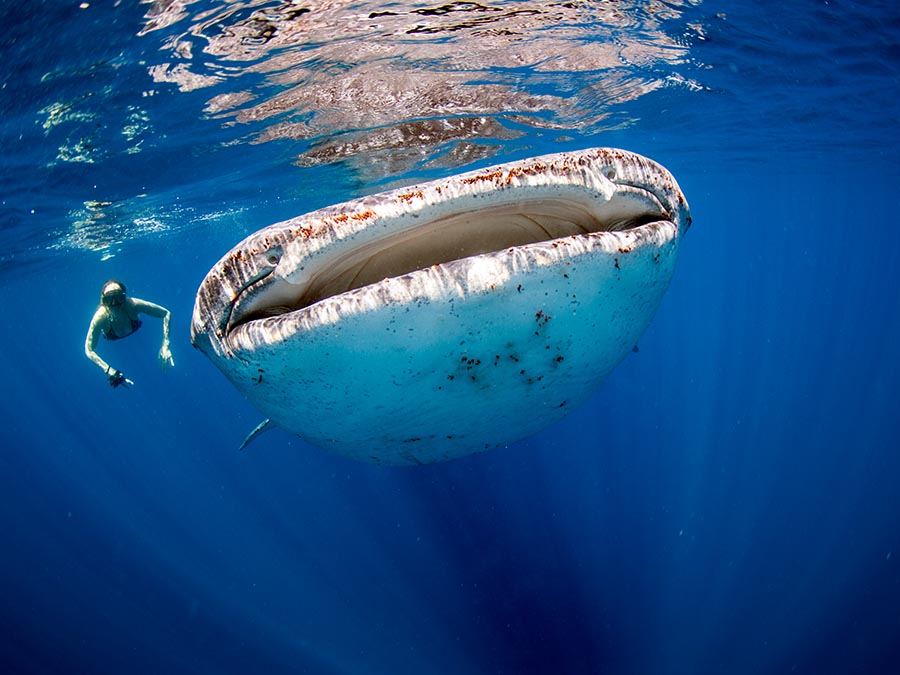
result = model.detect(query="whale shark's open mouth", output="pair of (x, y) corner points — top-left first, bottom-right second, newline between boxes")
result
(227, 186), (674, 333)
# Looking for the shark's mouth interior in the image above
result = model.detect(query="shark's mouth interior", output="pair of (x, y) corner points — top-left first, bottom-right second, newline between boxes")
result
(230, 190), (671, 330)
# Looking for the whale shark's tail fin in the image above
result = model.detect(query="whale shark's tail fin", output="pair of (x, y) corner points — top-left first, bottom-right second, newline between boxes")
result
(239, 418), (272, 451)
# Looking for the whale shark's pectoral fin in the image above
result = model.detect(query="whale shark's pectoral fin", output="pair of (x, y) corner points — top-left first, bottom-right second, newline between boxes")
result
(239, 418), (272, 451)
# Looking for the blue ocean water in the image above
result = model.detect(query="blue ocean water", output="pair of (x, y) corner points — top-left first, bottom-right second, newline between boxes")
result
(2, 1), (900, 673)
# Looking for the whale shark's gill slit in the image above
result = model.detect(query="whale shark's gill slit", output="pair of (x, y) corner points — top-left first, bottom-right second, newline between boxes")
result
(232, 194), (668, 329)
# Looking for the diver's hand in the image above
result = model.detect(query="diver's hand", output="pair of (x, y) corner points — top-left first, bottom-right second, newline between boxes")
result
(159, 344), (175, 370)
(108, 369), (134, 389)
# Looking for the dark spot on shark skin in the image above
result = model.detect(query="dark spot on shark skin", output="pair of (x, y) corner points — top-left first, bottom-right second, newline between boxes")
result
(533, 310), (551, 336)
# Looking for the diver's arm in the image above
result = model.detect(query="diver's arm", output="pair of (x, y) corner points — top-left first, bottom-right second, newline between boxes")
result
(132, 298), (174, 368)
(85, 307), (113, 374)
(132, 298), (170, 345)
(85, 308), (133, 387)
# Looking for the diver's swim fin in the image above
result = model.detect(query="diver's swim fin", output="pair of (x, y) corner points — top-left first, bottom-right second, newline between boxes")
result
(239, 418), (272, 451)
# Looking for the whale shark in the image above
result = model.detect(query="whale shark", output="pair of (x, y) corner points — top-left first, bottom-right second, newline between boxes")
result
(191, 148), (691, 465)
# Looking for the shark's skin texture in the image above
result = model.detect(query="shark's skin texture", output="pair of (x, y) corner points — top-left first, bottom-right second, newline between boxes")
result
(192, 148), (691, 465)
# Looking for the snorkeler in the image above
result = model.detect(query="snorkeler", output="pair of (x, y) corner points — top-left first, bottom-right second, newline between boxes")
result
(84, 279), (175, 388)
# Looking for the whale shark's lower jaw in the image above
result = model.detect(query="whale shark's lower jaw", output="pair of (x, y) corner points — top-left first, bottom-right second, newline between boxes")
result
(191, 148), (690, 465)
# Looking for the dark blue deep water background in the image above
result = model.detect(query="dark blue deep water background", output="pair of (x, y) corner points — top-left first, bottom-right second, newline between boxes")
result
(3, 1), (900, 673)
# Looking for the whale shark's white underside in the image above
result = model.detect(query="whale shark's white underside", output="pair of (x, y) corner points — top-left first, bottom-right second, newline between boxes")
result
(191, 148), (691, 465)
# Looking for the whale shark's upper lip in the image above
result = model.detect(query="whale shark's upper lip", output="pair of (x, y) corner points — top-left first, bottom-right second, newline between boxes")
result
(191, 148), (690, 351)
